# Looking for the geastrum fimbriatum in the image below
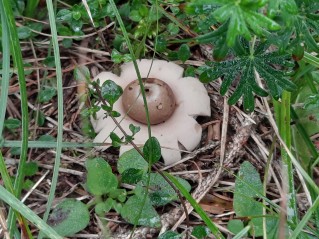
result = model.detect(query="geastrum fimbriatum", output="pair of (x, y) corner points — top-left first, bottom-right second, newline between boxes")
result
(91, 59), (211, 165)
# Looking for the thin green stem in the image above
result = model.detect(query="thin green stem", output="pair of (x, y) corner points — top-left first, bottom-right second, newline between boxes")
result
(274, 91), (298, 231)
(109, 0), (152, 139)
(38, 1), (64, 238)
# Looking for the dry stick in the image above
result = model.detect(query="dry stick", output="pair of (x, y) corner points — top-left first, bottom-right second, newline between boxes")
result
(92, 83), (190, 228)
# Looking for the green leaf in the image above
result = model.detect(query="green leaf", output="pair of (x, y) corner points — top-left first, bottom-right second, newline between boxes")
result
(38, 87), (56, 103)
(56, 9), (72, 22)
(95, 198), (113, 215)
(109, 110), (121, 117)
(43, 56), (56, 67)
(188, 0), (280, 46)
(158, 231), (181, 239)
(120, 194), (161, 228)
(24, 162), (38, 176)
(34, 110), (45, 126)
(4, 118), (21, 129)
(129, 123), (140, 135)
(110, 132), (122, 147)
(177, 44), (191, 63)
(117, 148), (148, 174)
(129, 10), (142, 22)
(74, 66), (90, 82)
(143, 173), (191, 206)
(121, 168), (144, 184)
(100, 80), (123, 106)
(38, 88), (57, 103)
(108, 189), (127, 202)
(234, 161), (263, 201)
(17, 26), (31, 39)
(38, 134), (56, 142)
(48, 199), (89, 237)
(85, 158), (118, 196)
(199, 40), (296, 112)
(143, 137), (161, 165)
(233, 161), (264, 236)
(192, 225), (210, 239)
(23, 179), (34, 190)
(227, 219), (245, 235)
(167, 23), (179, 35)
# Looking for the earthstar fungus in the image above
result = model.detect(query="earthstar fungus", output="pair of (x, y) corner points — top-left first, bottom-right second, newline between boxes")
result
(91, 59), (211, 165)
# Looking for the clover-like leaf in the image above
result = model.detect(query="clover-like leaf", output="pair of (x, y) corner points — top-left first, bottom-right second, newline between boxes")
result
(199, 40), (296, 112)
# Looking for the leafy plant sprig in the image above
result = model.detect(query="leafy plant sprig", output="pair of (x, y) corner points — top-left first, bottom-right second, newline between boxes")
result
(199, 39), (297, 112)
(88, 78), (192, 227)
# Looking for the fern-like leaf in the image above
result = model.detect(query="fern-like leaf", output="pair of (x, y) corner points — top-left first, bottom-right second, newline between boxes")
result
(199, 41), (297, 112)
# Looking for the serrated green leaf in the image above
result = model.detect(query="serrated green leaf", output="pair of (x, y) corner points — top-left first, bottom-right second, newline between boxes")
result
(199, 40), (296, 111)
(192, 0), (281, 46)
(48, 199), (89, 237)
(143, 137), (161, 165)
(117, 148), (148, 174)
(101, 80), (123, 106)
(120, 195), (161, 227)
(85, 158), (118, 196)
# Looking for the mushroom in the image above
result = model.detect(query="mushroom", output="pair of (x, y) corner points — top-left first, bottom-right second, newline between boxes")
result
(91, 59), (211, 165)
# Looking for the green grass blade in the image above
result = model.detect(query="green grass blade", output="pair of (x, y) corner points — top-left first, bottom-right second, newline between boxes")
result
(2, 140), (102, 148)
(25, 0), (39, 17)
(164, 172), (225, 239)
(0, 0), (14, 196)
(1, 0), (30, 235)
(37, 1), (64, 238)
(0, 3), (10, 136)
(0, 186), (62, 239)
